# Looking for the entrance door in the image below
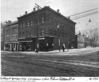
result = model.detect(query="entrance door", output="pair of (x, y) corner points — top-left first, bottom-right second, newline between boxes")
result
(39, 37), (54, 51)
(39, 39), (46, 51)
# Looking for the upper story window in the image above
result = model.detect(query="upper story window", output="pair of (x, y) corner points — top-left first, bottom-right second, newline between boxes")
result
(23, 23), (25, 27)
(26, 22), (28, 27)
(30, 21), (33, 26)
(27, 22), (29, 27)
(42, 17), (44, 23)
(5, 29), (10, 35)
(12, 28), (16, 34)
(20, 24), (22, 28)
(40, 13), (46, 24)
(34, 13), (46, 24)
(37, 20), (39, 25)
(22, 32), (25, 37)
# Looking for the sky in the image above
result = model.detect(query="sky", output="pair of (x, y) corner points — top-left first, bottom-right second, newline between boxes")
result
(1, 0), (99, 22)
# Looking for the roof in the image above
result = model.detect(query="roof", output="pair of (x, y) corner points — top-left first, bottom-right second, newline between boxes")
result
(18, 6), (76, 24)
(6, 21), (18, 26)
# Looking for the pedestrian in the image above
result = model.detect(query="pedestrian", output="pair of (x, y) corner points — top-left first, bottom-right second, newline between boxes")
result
(35, 43), (39, 53)
(52, 43), (54, 50)
(46, 43), (49, 51)
(35, 48), (38, 53)
(62, 43), (65, 52)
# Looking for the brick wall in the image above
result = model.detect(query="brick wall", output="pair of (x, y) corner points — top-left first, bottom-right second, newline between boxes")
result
(18, 7), (76, 49)
(4, 22), (18, 43)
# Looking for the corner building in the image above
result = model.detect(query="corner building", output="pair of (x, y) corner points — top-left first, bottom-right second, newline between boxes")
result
(18, 6), (76, 51)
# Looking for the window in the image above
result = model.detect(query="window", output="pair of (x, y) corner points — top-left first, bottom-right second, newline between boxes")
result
(27, 22), (30, 27)
(12, 28), (16, 34)
(26, 22), (28, 27)
(22, 22), (23, 28)
(22, 32), (24, 37)
(37, 18), (40, 24)
(19, 32), (22, 38)
(20, 24), (22, 28)
(31, 21), (33, 26)
(26, 31), (30, 37)
(42, 17), (44, 23)
(23, 23), (25, 27)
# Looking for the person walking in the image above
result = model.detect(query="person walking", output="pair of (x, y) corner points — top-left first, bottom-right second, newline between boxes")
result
(62, 43), (65, 52)
(35, 43), (39, 53)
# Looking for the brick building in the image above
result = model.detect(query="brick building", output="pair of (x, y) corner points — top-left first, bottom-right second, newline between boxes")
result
(1, 23), (6, 50)
(4, 21), (18, 51)
(18, 6), (76, 51)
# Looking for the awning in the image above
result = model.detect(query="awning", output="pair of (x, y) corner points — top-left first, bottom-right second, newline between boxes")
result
(38, 37), (45, 40)
(38, 35), (55, 38)
(18, 40), (32, 42)
(4, 42), (19, 43)
(18, 38), (33, 42)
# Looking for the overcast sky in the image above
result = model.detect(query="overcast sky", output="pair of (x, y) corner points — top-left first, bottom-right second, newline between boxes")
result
(1, 0), (99, 22)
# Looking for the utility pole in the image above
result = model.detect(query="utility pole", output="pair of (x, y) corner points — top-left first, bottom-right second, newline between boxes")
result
(35, 4), (41, 53)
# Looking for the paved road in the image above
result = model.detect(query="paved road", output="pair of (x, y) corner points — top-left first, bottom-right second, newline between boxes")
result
(1, 47), (99, 76)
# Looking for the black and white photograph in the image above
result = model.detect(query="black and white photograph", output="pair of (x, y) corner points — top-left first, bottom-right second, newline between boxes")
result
(1, 0), (99, 79)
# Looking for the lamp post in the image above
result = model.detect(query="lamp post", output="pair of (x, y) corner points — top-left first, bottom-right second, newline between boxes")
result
(35, 6), (40, 53)
(57, 24), (60, 51)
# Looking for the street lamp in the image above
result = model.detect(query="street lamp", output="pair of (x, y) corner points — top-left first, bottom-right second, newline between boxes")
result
(36, 7), (39, 53)
(57, 24), (60, 51)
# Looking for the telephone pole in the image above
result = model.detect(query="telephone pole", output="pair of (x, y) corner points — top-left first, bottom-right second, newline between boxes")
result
(35, 4), (41, 52)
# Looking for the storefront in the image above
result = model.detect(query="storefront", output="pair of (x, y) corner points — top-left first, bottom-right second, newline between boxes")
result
(38, 36), (54, 51)
(4, 42), (19, 51)
(18, 38), (34, 51)
(18, 36), (54, 51)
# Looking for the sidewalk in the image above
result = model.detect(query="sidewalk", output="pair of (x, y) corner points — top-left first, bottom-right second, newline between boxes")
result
(1, 47), (99, 56)
(19, 47), (99, 56)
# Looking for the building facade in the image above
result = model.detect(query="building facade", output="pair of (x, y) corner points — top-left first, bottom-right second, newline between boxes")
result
(77, 33), (86, 48)
(77, 32), (94, 48)
(4, 21), (18, 51)
(18, 6), (76, 51)
(1, 23), (6, 50)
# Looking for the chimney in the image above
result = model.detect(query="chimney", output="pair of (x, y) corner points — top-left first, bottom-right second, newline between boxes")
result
(57, 9), (60, 13)
(68, 16), (70, 19)
(33, 8), (36, 12)
(25, 11), (27, 15)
